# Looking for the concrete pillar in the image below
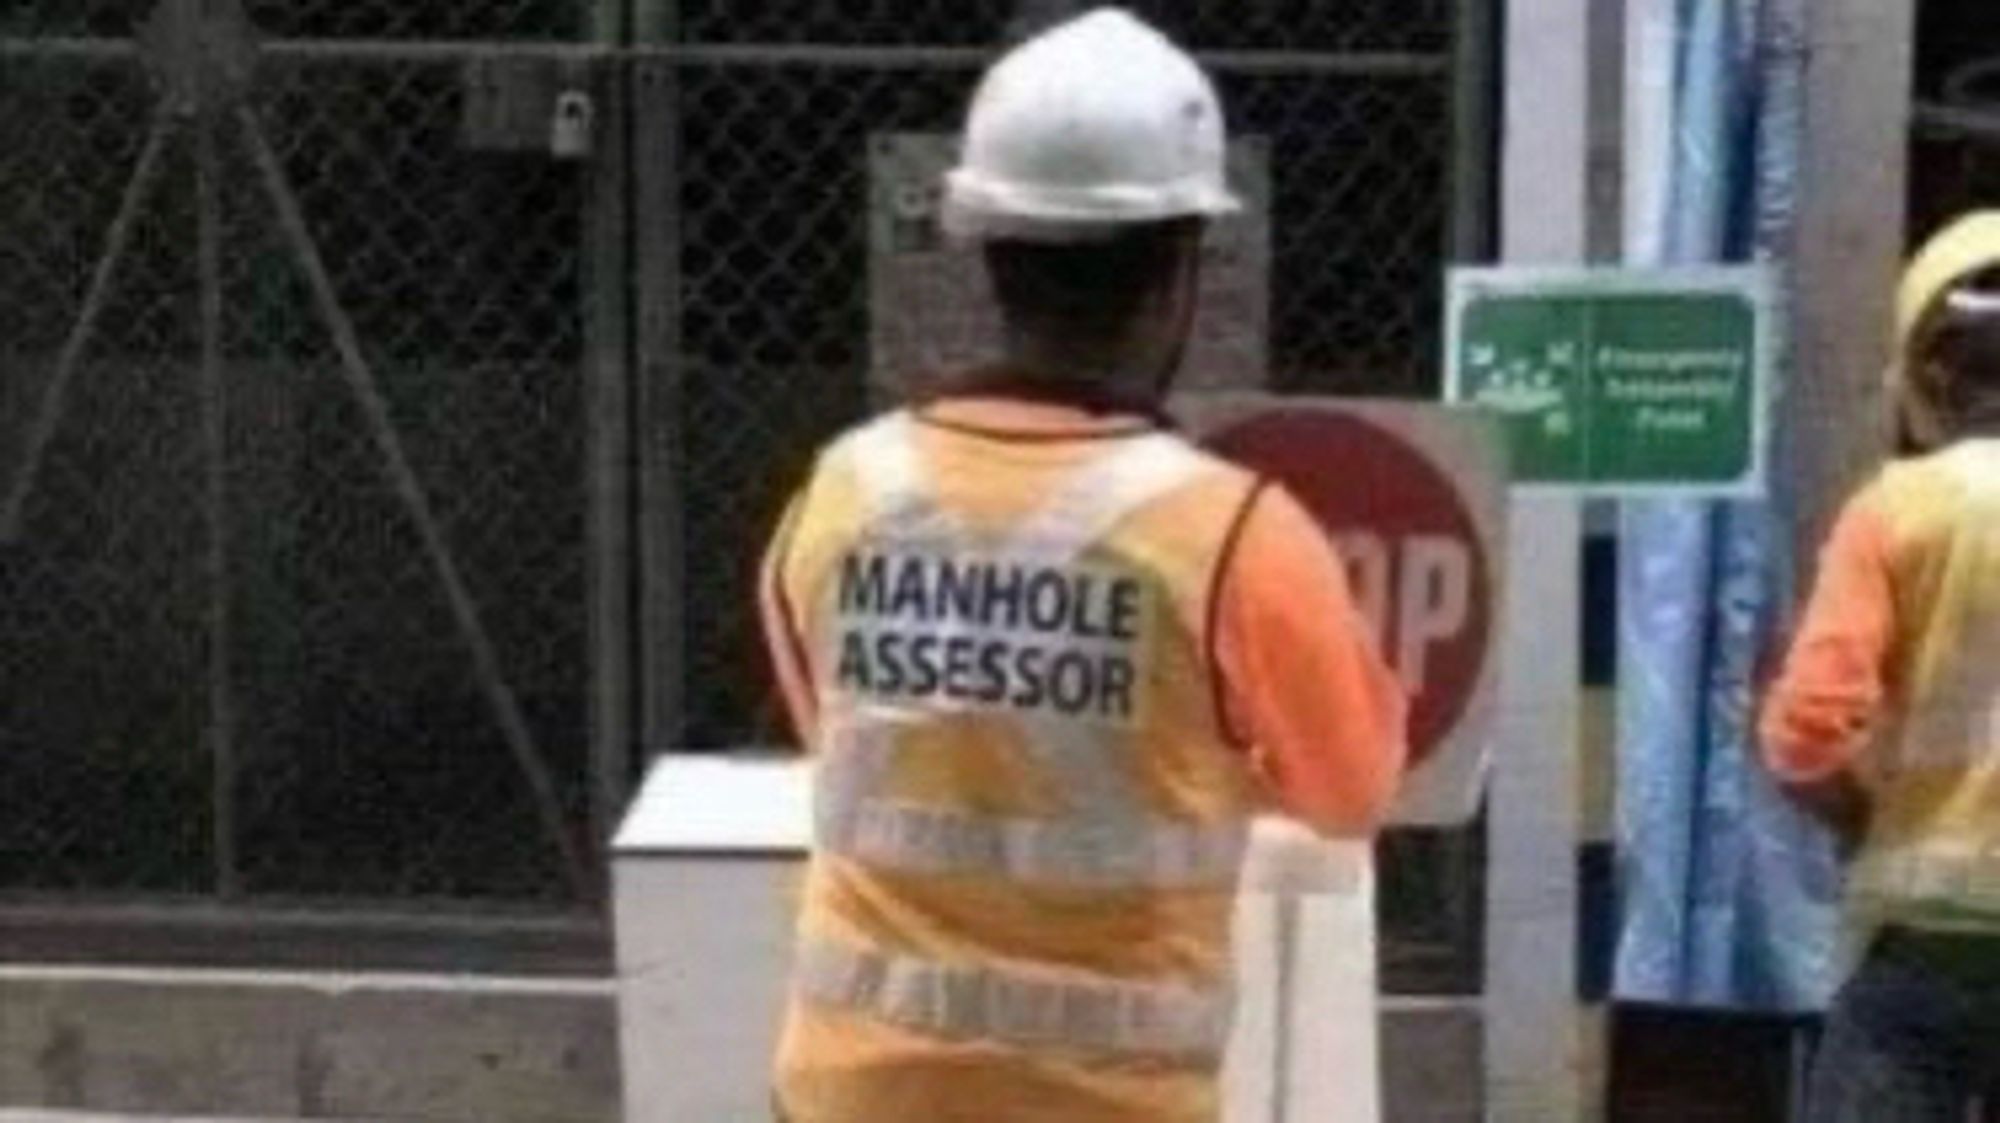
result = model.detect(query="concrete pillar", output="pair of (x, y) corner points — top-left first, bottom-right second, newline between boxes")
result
(1487, 0), (1589, 1120)
(1790, 0), (1915, 556)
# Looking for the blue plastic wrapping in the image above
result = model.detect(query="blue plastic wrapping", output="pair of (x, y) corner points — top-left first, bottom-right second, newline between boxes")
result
(1611, 0), (1842, 1013)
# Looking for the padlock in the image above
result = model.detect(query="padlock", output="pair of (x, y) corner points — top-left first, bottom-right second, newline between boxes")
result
(550, 90), (594, 160)
(888, 179), (943, 254)
(891, 181), (934, 223)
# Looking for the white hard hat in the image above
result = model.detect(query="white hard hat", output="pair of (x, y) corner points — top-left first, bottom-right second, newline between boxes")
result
(943, 8), (1241, 243)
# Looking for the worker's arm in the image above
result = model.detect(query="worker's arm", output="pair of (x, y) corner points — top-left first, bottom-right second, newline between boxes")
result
(759, 498), (819, 746)
(1759, 494), (1897, 838)
(1213, 482), (1410, 837)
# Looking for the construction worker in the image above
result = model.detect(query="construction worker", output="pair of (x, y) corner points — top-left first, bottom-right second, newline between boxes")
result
(756, 9), (1407, 1123)
(1762, 212), (2000, 1121)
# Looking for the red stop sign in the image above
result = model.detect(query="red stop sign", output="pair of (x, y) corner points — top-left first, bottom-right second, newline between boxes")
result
(1208, 411), (1494, 768)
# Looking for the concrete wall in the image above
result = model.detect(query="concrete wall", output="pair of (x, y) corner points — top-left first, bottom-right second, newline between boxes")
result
(1792, 0), (1914, 555)
(0, 965), (1473, 1123)
(0, 968), (618, 1122)
(1382, 1002), (1483, 1123)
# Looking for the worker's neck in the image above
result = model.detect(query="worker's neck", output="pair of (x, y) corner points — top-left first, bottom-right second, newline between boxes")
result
(1943, 392), (2000, 444)
(1950, 425), (2000, 445)
(1952, 391), (2000, 435)
(991, 334), (1169, 415)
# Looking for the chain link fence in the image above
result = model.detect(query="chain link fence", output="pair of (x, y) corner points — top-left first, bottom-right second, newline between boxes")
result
(1, 2), (601, 907)
(0, 41), (205, 893)
(667, 0), (1452, 50)
(1911, 25), (2000, 239)
(3, 0), (1487, 980)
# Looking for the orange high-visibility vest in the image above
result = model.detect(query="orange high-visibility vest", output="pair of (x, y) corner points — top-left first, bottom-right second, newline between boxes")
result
(769, 409), (1269, 1123)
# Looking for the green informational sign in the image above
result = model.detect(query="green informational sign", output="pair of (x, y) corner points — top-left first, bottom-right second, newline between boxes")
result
(1445, 266), (1775, 495)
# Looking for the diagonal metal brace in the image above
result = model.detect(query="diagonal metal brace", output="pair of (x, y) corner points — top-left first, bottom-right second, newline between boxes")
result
(234, 105), (596, 902)
(1, 0), (257, 542)
(0, 114), (175, 542)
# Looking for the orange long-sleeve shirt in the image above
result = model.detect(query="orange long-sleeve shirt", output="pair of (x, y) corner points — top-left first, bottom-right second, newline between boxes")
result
(1761, 498), (1898, 784)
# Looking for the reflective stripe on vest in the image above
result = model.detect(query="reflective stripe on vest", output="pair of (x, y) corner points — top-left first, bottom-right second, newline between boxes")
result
(818, 723), (1247, 888)
(793, 937), (1232, 1059)
(1862, 843), (2000, 907)
(828, 795), (1248, 887)
(816, 412), (1246, 889)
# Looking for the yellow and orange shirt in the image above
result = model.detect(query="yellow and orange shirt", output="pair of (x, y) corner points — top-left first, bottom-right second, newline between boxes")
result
(758, 395), (1406, 1123)
(1763, 439), (2000, 937)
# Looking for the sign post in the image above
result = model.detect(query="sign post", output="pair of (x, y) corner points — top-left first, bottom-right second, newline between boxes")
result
(1448, 266), (1776, 495)
(1489, 0), (1592, 1118)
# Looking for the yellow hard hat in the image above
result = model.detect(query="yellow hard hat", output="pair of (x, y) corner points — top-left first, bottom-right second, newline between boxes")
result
(1888, 213), (2000, 451)
(1897, 212), (2000, 354)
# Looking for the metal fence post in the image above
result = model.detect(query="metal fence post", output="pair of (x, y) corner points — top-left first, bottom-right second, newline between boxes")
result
(587, 0), (637, 856)
(633, 0), (685, 762)
(191, 19), (240, 901)
(1450, 0), (1499, 267)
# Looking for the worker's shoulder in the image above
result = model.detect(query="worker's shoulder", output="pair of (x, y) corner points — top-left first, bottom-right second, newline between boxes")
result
(1169, 431), (1253, 476)
(789, 412), (922, 500)
(1869, 441), (2000, 541)
(1143, 429), (1260, 491)
(775, 415), (901, 526)
(815, 409), (910, 461)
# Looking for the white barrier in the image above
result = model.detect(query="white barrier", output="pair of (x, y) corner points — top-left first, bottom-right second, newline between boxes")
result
(612, 756), (1382, 1123)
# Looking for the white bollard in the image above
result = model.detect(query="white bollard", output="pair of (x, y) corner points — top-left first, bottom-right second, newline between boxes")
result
(613, 756), (809, 1123)
(1225, 819), (1382, 1123)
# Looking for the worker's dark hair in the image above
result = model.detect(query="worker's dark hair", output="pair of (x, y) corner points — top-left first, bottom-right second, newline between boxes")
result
(1921, 267), (2000, 435)
(982, 218), (1200, 345)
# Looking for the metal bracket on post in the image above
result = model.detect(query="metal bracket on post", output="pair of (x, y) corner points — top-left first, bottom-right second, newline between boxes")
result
(140, 0), (258, 120)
